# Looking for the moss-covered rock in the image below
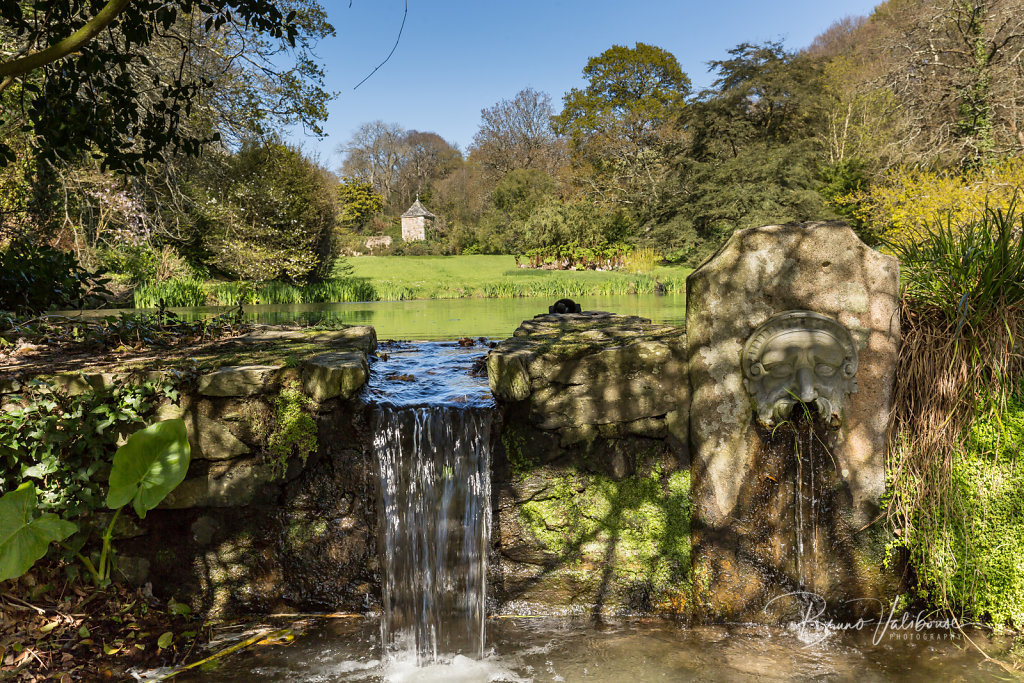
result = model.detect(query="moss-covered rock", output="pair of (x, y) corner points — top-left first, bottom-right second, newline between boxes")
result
(492, 447), (691, 615)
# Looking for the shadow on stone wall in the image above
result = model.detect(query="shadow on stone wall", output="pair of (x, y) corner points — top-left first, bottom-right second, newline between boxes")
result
(489, 413), (691, 617)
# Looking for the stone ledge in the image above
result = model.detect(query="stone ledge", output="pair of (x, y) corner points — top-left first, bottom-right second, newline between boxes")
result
(301, 351), (369, 402)
(197, 365), (282, 397)
(236, 325), (377, 355)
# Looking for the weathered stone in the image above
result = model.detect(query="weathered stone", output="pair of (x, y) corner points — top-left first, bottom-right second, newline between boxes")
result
(155, 404), (251, 460)
(488, 313), (688, 434)
(0, 377), (21, 394)
(115, 556), (150, 586)
(191, 516), (220, 546)
(50, 373), (91, 395)
(84, 372), (118, 391)
(301, 351), (369, 401)
(197, 365), (281, 396)
(486, 348), (532, 401)
(161, 459), (276, 508)
(687, 221), (900, 622)
(236, 325), (377, 354)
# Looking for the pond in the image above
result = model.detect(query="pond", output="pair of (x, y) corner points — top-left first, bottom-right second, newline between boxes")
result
(75, 293), (685, 341)
(179, 616), (1013, 682)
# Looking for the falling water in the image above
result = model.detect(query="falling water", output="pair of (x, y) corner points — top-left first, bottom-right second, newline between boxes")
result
(373, 406), (492, 663)
(366, 341), (495, 666)
(785, 415), (835, 598)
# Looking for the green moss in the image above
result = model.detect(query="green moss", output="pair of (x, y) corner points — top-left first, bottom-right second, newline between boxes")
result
(501, 424), (538, 477)
(519, 466), (691, 610)
(267, 382), (317, 479)
(902, 392), (1024, 627)
(287, 518), (329, 547)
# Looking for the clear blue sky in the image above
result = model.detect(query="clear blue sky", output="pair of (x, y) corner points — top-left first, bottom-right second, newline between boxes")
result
(300, 0), (882, 169)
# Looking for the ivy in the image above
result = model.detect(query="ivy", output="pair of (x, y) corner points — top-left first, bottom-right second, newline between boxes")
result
(0, 379), (180, 519)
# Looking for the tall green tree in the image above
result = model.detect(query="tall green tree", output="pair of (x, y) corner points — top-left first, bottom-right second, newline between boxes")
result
(0, 1), (332, 173)
(651, 42), (832, 262)
(192, 142), (337, 283)
(553, 43), (690, 214)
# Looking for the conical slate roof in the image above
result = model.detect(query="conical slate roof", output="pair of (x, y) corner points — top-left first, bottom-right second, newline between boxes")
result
(401, 198), (435, 219)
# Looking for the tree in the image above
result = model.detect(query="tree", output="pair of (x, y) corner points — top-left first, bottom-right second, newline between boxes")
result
(652, 42), (831, 261)
(193, 142), (337, 283)
(876, 0), (1024, 166)
(339, 121), (408, 201)
(553, 43), (691, 213)
(0, 0), (333, 173)
(470, 87), (564, 177)
(394, 130), (462, 208)
(338, 178), (385, 228)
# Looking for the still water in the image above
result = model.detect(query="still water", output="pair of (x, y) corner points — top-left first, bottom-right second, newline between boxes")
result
(85, 294), (685, 341)
(181, 616), (1014, 682)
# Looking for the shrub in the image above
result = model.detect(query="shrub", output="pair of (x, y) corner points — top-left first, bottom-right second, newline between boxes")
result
(837, 157), (1024, 243)
(886, 205), (1024, 625)
(192, 142), (338, 283)
(95, 244), (159, 285)
(0, 240), (109, 313)
(0, 378), (179, 519)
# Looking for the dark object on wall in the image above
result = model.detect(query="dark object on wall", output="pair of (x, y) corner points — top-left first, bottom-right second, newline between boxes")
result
(549, 298), (582, 314)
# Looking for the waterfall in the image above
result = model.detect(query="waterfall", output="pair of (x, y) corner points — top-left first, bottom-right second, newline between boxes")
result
(373, 404), (493, 664)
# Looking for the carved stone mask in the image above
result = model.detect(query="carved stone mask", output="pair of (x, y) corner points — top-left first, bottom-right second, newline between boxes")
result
(741, 311), (858, 429)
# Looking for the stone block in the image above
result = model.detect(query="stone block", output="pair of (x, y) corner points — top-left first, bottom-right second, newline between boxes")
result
(161, 459), (277, 508)
(686, 221), (900, 621)
(155, 403), (251, 461)
(301, 351), (369, 402)
(198, 365), (281, 397)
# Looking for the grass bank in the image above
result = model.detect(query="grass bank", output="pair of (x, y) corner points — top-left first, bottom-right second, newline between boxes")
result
(134, 256), (692, 308)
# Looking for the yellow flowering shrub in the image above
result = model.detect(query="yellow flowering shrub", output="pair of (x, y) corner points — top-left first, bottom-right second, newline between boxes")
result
(838, 157), (1024, 243)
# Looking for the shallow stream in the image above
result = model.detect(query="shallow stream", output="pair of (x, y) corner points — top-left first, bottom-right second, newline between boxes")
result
(181, 616), (1014, 682)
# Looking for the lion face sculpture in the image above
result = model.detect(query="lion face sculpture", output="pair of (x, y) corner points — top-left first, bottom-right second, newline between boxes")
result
(741, 311), (858, 429)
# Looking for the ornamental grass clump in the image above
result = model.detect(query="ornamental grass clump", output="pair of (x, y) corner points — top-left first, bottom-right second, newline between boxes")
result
(885, 202), (1024, 625)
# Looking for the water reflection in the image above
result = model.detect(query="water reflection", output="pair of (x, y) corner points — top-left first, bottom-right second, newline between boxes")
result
(72, 294), (685, 341)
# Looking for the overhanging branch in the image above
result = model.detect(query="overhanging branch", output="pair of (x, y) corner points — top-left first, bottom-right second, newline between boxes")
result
(0, 0), (134, 78)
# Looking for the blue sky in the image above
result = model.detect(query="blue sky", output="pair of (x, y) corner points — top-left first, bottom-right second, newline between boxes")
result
(301, 1), (882, 169)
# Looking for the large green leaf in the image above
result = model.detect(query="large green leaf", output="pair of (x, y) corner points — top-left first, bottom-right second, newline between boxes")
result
(106, 419), (190, 519)
(0, 483), (77, 581)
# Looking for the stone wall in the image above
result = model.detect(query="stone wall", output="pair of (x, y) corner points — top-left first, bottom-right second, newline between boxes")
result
(486, 313), (692, 615)
(401, 216), (427, 241)
(2, 327), (384, 616)
(3, 224), (901, 621)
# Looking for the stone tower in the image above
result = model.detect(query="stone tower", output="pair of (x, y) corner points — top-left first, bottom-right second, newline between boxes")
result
(400, 197), (435, 242)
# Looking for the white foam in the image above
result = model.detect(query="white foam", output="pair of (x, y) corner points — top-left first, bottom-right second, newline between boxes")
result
(381, 654), (530, 683)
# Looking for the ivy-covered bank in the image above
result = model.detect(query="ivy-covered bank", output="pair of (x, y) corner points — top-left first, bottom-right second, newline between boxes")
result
(891, 391), (1024, 628)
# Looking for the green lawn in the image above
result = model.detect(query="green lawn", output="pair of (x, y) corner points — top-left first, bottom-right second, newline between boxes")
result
(340, 255), (691, 300)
